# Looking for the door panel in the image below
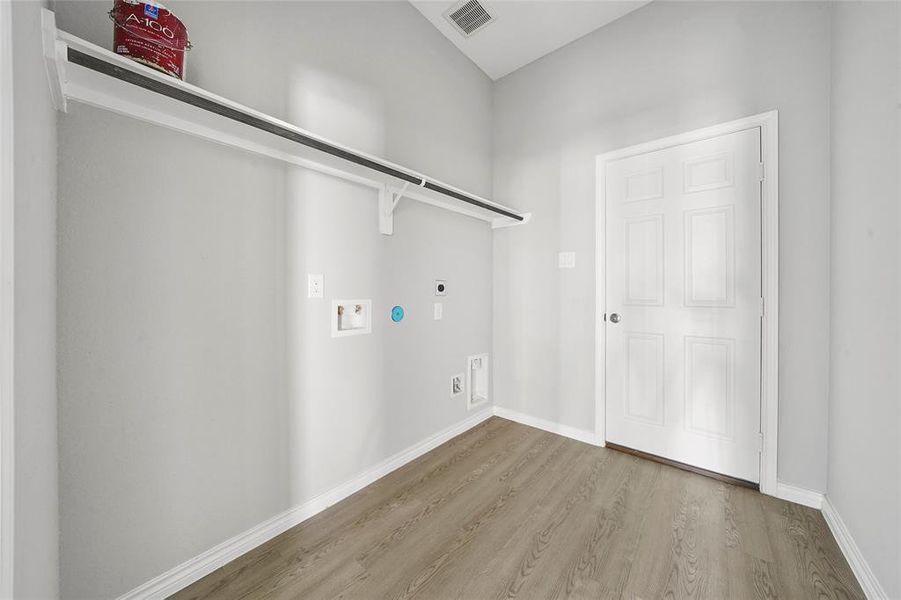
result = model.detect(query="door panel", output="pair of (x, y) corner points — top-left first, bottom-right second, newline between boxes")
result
(605, 127), (761, 483)
(625, 215), (664, 306)
(624, 332), (665, 425)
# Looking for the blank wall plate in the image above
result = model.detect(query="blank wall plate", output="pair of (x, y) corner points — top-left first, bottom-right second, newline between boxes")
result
(434, 302), (443, 320)
(558, 252), (576, 269)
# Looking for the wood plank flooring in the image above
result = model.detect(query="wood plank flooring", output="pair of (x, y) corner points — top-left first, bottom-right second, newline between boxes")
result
(172, 417), (864, 600)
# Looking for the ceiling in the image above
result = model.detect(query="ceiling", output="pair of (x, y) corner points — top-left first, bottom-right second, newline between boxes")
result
(409, 0), (651, 80)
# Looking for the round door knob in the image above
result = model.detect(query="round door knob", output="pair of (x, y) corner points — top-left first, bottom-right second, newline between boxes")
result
(609, 313), (621, 323)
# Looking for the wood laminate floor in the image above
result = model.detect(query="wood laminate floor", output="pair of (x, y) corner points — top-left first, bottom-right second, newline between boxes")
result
(173, 417), (864, 600)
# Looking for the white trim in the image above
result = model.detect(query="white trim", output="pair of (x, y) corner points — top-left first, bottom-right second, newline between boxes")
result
(772, 485), (888, 599)
(822, 497), (889, 600)
(493, 407), (603, 446)
(775, 481), (824, 509)
(0, 0), (15, 595)
(594, 111), (779, 496)
(116, 407), (493, 600)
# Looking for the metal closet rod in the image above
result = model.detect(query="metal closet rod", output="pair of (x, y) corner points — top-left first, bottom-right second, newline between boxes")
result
(67, 49), (524, 222)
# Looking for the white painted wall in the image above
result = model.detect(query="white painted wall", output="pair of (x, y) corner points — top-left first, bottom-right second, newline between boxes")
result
(10, 1), (60, 598)
(827, 2), (900, 597)
(54, 2), (493, 597)
(491, 1), (832, 492)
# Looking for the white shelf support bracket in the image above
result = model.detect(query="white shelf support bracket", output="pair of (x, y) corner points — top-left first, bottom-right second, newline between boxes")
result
(380, 181), (421, 235)
(378, 185), (394, 235)
(492, 212), (532, 230)
(41, 9), (66, 112)
(388, 182), (411, 215)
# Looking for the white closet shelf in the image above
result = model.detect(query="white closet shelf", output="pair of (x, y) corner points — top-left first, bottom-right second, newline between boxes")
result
(40, 9), (530, 233)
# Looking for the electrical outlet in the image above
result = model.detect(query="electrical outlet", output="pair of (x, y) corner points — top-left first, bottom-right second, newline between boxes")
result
(434, 302), (443, 320)
(451, 373), (464, 397)
(308, 274), (324, 298)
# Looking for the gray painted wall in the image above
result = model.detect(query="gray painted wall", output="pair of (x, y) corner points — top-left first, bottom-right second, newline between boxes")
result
(11, 1), (59, 598)
(828, 2), (900, 597)
(491, 1), (832, 492)
(54, 2), (493, 597)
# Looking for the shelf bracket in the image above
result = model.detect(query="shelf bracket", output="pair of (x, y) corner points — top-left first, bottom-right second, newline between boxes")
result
(379, 180), (425, 235)
(387, 182), (411, 216)
(378, 185), (394, 235)
(492, 212), (532, 230)
(41, 9), (67, 111)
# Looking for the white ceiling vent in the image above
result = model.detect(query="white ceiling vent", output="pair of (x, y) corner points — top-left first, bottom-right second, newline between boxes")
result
(443, 0), (496, 38)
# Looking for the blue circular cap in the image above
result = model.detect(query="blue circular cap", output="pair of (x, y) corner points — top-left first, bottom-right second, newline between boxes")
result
(391, 305), (405, 322)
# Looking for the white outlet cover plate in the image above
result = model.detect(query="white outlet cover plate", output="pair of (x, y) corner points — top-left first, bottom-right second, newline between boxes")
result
(308, 273), (324, 298)
(434, 302), (443, 320)
(558, 252), (576, 269)
(451, 373), (464, 397)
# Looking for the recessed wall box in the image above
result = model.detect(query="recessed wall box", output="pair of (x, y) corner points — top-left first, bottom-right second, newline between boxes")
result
(332, 300), (372, 337)
(467, 353), (489, 409)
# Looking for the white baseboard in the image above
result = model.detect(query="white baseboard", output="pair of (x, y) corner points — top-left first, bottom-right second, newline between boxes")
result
(119, 407), (888, 600)
(821, 497), (889, 600)
(117, 406), (494, 600)
(774, 483), (888, 599)
(775, 481), (824, 509)
(492, 406), (602, 446)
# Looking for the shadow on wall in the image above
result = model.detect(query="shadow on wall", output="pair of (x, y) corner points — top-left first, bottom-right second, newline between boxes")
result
(285, 66), (388, 504)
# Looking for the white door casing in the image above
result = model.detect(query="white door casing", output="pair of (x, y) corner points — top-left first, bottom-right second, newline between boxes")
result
(596, 113), (779, 491)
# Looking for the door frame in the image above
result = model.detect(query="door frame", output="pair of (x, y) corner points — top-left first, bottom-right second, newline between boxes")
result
(594, 111), (779, 496)
(0, 0), (14, 594)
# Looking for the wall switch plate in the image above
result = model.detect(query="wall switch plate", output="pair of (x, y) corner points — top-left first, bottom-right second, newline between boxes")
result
(308, 274), (324, 298)
(435, 280), (447, 296)
(558, 252), (576, 269)
(451, 373), (464, 397)
(433, 302), (443, 320)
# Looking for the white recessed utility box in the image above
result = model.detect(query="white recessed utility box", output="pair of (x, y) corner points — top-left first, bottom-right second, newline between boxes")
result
(332, 300), (372, 337)
(467, 353), (489, 409)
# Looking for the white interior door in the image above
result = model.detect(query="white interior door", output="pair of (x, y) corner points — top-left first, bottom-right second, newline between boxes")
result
(605, 127), (762, 483)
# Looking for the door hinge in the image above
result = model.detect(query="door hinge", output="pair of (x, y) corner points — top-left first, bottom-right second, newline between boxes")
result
(757, 433), (764, 453)
(757, 162), (765, 182)
(759, 297), (765, 317)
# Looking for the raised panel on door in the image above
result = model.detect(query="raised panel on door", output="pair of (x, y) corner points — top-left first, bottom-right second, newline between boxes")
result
(683, 152), (734, 193)
(623, 332), (665, 426)
(624, 168), (664, 203)
(684, 336), (735, 440)
(624, 215), (664, 306)
(684, 206), (735, 307)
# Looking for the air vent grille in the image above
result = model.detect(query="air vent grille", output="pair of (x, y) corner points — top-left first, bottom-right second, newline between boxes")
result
(444, 0), (495, 37)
